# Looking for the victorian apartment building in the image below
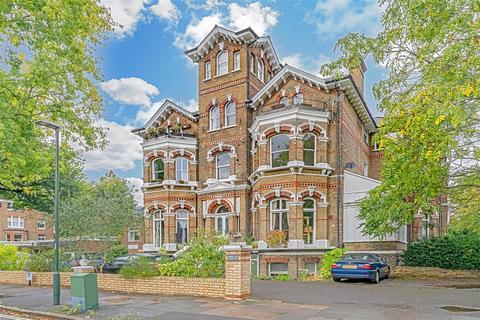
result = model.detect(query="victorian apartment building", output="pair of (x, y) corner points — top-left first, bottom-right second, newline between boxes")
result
(0, 199), (54, 244)
(126, 26), (448, 278)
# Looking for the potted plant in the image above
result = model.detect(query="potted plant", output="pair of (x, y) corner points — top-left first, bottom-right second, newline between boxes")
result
(267, 230), (287, 248)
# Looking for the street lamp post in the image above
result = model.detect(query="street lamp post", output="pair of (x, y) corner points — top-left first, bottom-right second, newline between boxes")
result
(36, 120), (61, 306)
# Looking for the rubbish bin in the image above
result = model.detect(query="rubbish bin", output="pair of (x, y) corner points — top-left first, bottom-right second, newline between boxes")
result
(70, 272), (99, 312)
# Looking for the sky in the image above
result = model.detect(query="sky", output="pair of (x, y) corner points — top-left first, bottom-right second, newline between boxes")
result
(83, 0), (387, 204)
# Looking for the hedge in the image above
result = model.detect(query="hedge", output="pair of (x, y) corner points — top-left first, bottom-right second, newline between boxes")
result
(403, 230), (480, 270)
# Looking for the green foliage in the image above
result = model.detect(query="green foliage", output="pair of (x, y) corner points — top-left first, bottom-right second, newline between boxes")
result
(319, 248), (348, 279)
(105, 245), (128, 264)
(0, 244), (27, 270)
(24, 249), (71, 272)
(119, 257), (159, 279)
(254, 275), (272, 281)
(0, 0), (115, 211)
(403, 230), (480, 270)
(273, 274), (289, 281)
(322, 0), (480, 237)
(450, 174), (480, 234)
(158, 230), (229, 278)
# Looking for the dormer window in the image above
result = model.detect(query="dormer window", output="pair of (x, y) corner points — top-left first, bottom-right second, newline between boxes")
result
(209, 105), (220, 130)
(204, 61), (211, 80)
(217, 51), (228, 76)
(293, 93), (304, 105)
(233, 51), (240, 71)
(257, 59), (265, 82)
(225, 102), (236, 127)
(250, 53), (255, 74)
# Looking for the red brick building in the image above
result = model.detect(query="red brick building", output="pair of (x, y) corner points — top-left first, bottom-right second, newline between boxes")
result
(125, 26), (448, 277)
(0, 199), (54, 244)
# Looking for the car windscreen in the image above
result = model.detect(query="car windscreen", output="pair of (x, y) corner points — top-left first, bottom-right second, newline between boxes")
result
(341, 254), (379, 262)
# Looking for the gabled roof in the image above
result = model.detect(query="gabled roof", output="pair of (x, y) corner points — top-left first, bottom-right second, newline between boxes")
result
(184, 25), (282, 71)
(132, 99), (197, 133)
(251, 64), (377, 132)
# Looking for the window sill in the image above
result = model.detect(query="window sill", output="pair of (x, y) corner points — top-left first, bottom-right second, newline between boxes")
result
(214, 72), (228, 79)
(223, 124), (237, 130)
(232, 68), (241, 73)
(207, 128), (221, 133)
(203, 77), (211, 82)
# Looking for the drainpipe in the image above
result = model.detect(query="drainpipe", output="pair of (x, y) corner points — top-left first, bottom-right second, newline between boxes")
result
(334, 83), (343, 248)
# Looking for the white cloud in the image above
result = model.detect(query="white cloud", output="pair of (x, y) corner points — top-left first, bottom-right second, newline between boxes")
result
(281, 53), (331, 75)
(100, 0), (150, 36)
(174, 2), (279, 50)
(83, 120), (143, 171)
(100, 77), (159, 107)
(227, 2), (279, 36)
(186, 0), (224, 10)
(309, 0), (383, 38)
(151, 0), (180, 21)
(126, 177), (144, 206)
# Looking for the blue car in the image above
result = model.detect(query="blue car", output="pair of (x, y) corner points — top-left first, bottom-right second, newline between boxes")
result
(331, 253), (390, 283)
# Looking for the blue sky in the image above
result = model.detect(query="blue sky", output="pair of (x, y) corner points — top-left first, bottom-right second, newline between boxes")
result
(84, 0), (386, 201)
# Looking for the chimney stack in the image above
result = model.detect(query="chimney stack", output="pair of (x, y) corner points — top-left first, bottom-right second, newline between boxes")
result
(349, 59), (367, 97)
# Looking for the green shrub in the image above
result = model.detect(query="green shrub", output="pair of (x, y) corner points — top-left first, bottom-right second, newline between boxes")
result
(158, 230), (229, 278)
(403, 230), (480, 270)
(105, 244), (128, 263)
(0, 244), (27, 270)
(319, 247), (348, 279)
(273, 274), (289, 281)
(119, 257), (159, 278)
(24, 249), (71, 272)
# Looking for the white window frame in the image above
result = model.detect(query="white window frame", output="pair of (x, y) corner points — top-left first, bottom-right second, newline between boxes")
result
(14, 234), (23, 242)
(216, 51), (228, 76)
(7, 216), (24, 228)
(152, 158), (164, 181)
(303, 198), (316, 244)
(38, 234), (46, 241)
(209, 105), (220, 130)
(270, 134), (290, 168)
(233, 51), (240, 71)
(257, 58), (264, 82)
(216, 152), (231, 180)
(175, 157), (189, 181)
(215, 206), (230, 236)
(37, 219), (46, 229)
(153, 210), (164, 249)
(303, 133), (316, 166)
(270, 199), (289, 231)
(128, 229), (140, 242)
(204, 61), (212, 80)
(293, 93), (304, 105)
(224, 102), (236, 127)
(268, 262), (288, 276)
(249, 53), (255, 74)
(176, 210), (189, 245)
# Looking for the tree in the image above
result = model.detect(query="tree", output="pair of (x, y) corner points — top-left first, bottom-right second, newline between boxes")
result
(0, 0), (114, 211)
(60, 172), (140, 271)
(321, 0), (480, 237)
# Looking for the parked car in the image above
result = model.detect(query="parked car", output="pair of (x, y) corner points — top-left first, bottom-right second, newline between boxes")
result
(103, 254), (164, 273)
(331, 253), (390, 283)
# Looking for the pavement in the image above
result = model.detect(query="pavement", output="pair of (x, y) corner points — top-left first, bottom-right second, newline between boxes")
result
(0, 278), (479, 319)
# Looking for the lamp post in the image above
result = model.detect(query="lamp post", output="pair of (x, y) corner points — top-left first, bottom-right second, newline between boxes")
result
(36, 120), (61, 305)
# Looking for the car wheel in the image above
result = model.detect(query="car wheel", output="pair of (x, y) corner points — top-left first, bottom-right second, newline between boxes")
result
(371, 271), (380, 284)
(333, 277), (341, 282)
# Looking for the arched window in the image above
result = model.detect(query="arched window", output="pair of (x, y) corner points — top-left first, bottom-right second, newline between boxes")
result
(175, 157), (188, 181)
(209, 105), (220, 130)
(176, 210), (188, 245)
(270, 199), (288, 231)
(152, 159), (164, 181)
(153, 210), (164, 249)
(217, 51), (228, 76)
(280, 96), (288, 106)
(270, 134), (289, 167)
(225, 102), (236, 127)
(257, 59), (265, 82)
(216, 153), (230, 180)
(250, 53), (255, 74)
(303, 199), (315, 244)
(303, 133), (316, 166)
(215, 205), (229, 236)
(293, 93), (304, 105)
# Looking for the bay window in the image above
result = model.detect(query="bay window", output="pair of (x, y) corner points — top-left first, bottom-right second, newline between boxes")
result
(270, 134), (289, 167)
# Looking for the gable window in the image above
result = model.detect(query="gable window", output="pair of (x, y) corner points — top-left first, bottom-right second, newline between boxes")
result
(249, 53), (255, 74)
(217, 51), (228, 76)
(204, 61), (211, 80)
(225, 102), (236, 127)
(257, 59), (265, 82)
(153, 210), (164, 249)
(176, 210), (188, 245)
(215, 205), (229, 236)
(209, 105), (220, 130)
(270, 134), (289, 168)
(216, 153), (230, 180)
(303, 133), (316, 166)
(128, 229), (140, 242)
(233, 51), (240, 71)
(270, 199), (288, 231)
(7, 216), (24, 228)
(303, 199), (315, 244)
(175, 157), (189, 181)
(152, 159), (164, 181)
(293, 93), (304, 105)
(37, 219), (46, 229)
(280, 96), (288, 106)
